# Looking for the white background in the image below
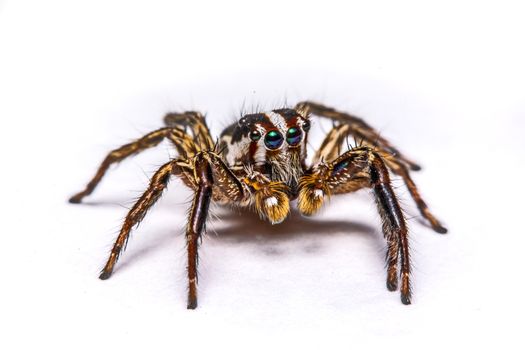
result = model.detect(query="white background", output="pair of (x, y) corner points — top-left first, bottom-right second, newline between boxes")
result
(1, 1), (524, 349)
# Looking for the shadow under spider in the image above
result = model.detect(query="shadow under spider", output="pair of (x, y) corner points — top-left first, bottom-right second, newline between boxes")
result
(210, 208), (376, 243)
(111, 206), (381, 274)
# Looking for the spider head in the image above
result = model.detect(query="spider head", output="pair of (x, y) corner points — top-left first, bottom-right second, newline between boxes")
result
(220, 108), (310, 184)
(242, 108), (309, 164)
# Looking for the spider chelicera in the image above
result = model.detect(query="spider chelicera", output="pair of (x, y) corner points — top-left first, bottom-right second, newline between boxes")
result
(69, 101), (447, 309)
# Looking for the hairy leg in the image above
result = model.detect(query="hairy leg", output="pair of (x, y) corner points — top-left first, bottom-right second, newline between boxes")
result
(383, 156), (447, 233)
(97, 149), (247, 309)
(185, 154), (214, 309)
(296, 101), (421, 170)
(310, 121), (447, 233)
(369, 155), (411, 304)
(298, 148), (412, 304)
(70, 127), (186, 203)
(99, 160), (175, 279)
(164, 111), (215, 152)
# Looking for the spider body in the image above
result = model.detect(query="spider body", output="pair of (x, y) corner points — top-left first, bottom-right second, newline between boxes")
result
(219, 109), (308, 196)
(70, 101), (447, 309)
(217, 109), (309, 216)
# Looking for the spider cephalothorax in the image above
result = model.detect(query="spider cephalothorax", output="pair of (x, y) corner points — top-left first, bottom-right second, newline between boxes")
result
(69, 101), (447, 309)
(220, 108), (309, 191)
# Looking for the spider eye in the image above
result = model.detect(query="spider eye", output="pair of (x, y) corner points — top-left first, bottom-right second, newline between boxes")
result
(302, 119), (311, 131)
(249, 130), (261, 141)
(332, 160), (349, 174)
(264, 130), (284, 150)
(286, 127), (302, 146)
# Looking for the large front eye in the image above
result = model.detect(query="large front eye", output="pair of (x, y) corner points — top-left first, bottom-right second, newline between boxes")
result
(286, 127), (302, 146)
(264, 130), (284, 149)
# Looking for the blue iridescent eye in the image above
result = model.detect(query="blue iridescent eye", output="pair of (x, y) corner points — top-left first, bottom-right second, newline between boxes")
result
(286, 127), (302, 146)
(264, 130), (283, 149)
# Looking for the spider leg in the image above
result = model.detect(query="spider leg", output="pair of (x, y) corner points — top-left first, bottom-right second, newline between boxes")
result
(69, 127), (176, 203)
(99, 160), (175, 279)
(164, 111), (215, 151)
(370, 155), (411, 304)
(312, 123), (350, 163)
(298, 148), (412, 304)
(185, 154), (213, 309)
(380, 154), (447, 233)
(303, 111), (447, 233)
(182, 151), (247, 308)
(98, 150), (247, 309)
(296, 101), (421, 170)
(70, 112), (206, 204)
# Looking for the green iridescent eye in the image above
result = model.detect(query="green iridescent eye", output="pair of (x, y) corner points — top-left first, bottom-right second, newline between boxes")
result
(286, 127), (302, 146)
(249, 130), (261, 141)
(264, 130), (283, 149)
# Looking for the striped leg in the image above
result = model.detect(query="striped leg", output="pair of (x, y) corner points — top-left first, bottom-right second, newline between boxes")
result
(369, 155), (411, 304)
(99, 161), (176, 279)
(69, 127), (179, 203)
(69, 110), (209, 204)
(296, 101), (421, 170)
(304, 107), (447, 233)
(164, 111), (215, 152)
(382, 155), (447, 233)
(185, 154), (213, 309)
(182, 151), (247, 308)
(298, 148), (412, 304)
(98, 151), (246, 309)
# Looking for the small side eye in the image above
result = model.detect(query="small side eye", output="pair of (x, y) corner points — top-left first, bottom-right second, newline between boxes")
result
(332, 160), (349, 175)
(250, 130), (261, 141)
(286, 127), (302, 146)
(264, 130), (284, 149)
(302, 120), (311, 131)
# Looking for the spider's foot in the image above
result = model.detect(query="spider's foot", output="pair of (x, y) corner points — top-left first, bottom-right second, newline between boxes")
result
(187, 280), (198, 309)
(187, 298), (198, 310)
(424, 211), (448, 234)
(386, 268), (398, 291)
(409, 163), (422, 171)
(68, 193), (85, 204)
(386, 279), (398, 292)
(432, 224), (448, 234)
(99, 269), (113, 280)
(400, 275), (411, 305)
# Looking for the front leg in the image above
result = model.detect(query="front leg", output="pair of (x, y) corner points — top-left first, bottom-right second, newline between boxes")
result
(297, 102), (447, 234)
(181, 151), (247, 308)
(97, 150), (245, 309)
(298, 148), (412, 304)
(186, 154), (213, 309)
(369, 155), (411, 304)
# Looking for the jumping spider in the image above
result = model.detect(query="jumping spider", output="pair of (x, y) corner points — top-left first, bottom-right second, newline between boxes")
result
(70, 101), (447, 309)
